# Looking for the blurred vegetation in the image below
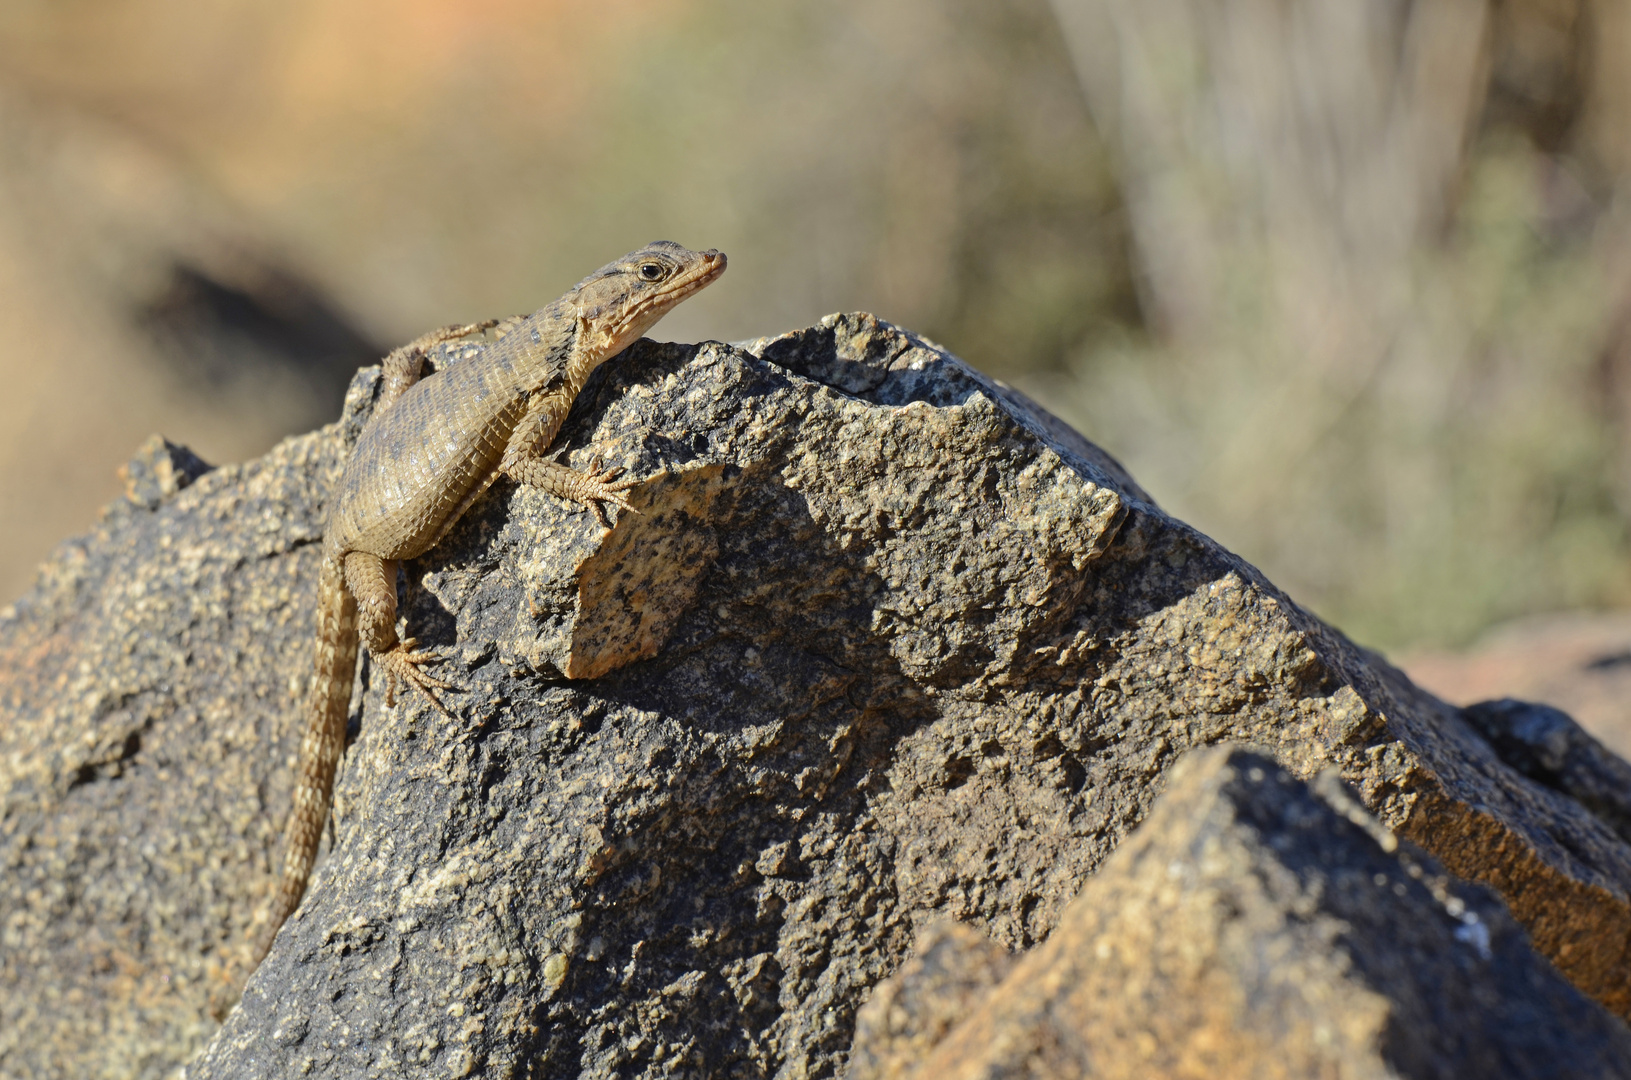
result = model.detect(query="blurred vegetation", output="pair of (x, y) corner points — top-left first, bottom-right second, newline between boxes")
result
(1043, 0), (1631, 648)
(0, 0), (1627, 652)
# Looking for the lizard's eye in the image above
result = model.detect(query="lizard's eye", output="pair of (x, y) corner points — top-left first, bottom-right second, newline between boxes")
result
(638, 262), (666, 282)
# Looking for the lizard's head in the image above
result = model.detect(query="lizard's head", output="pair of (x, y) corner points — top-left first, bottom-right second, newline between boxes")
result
(572, 241), (727, 360)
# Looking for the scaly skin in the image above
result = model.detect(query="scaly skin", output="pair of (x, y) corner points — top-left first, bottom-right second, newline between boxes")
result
(253, 242), (727, 965)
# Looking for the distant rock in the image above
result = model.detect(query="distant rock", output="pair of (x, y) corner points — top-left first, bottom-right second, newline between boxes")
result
(2, 314), (1629, 1078)
(0, 89), (380, 604)
(1462, 697), (1631, 847)
(1401, 611), (1631, 760)
(850, 744), (1631, 1080)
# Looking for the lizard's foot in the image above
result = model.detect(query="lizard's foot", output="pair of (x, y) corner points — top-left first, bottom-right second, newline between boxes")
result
(577, 456), (641, 529)
(378, 638), (457, 716)
(505, 453), (643, 528)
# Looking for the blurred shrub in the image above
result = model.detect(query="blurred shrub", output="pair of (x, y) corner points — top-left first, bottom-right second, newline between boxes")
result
(1041, 0), (1631, 649)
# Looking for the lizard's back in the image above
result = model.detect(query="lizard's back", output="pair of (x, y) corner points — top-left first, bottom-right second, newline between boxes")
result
(328, 309), (571, 562)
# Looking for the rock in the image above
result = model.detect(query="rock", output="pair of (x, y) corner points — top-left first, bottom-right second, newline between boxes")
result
(0, 426), (337, 1080)
(3, 313), (1631, 1078)
(849, 744), (1631, 1080)
(1462, 698), (1631, 847)
(0, 88), (381, 604)
(846, 921), (1013, 1080)
(118, 434), (215, 509)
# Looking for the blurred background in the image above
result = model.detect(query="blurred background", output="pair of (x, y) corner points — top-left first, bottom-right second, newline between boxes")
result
(2, 0), (1631, 727)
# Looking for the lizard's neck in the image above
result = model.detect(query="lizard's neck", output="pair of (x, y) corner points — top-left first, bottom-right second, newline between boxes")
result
(561, 337), (601, 402)
(499, 306), (590, 399)
(505, 297), (634, 404)
(558, 316), (623, 403)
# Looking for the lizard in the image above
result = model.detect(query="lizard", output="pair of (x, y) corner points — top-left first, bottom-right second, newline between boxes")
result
(251, 241), (727, 966)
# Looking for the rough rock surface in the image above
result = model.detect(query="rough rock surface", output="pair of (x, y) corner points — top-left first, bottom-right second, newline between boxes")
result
(848, 744), (1631, 1080)
(846, 921), (1013, 1079)
(1462, 698), (1631, 848)
(2, 313), (1631, 1078)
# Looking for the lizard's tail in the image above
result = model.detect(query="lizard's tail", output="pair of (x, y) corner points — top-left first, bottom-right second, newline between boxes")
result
(253, 555), (358, 966)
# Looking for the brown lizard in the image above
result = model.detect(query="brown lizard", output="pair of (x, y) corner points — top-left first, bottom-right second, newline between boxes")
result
(252, 241), (727, 965)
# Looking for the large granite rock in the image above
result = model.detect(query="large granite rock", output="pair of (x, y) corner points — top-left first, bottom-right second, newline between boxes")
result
(849, 744), (1631, 1079)
(1, 313), (1629, 1078)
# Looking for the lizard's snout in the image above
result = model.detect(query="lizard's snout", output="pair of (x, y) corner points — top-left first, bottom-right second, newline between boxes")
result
(691, 249), (727, 283)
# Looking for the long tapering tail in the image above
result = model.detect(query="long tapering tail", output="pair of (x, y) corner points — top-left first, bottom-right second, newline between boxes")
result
(253, 555), (358, 965)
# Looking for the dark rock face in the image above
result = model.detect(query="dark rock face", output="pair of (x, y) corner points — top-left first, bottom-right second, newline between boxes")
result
(2, 313), (1630, 1078)
(0, 422), (336, 1080)
(1462, 697), (1631, 847)
(849, 745), (1631, 1080)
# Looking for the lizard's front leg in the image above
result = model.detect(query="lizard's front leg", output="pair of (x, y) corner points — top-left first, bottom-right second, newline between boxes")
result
(344, 550), (455, 714)
(499, 389), (640, 529)
(377, 319), (501, 414)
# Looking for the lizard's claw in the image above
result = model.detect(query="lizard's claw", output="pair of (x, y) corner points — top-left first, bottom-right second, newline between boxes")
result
(579, 455), (641, 529)
(379, 638), (458, 716)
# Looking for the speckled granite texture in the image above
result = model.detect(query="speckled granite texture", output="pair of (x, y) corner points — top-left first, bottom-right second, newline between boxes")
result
(850, 745), (1631, 1080)
(2, 314), (1629, 1078)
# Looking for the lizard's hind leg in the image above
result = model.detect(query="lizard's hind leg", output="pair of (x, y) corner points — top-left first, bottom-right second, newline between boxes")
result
(343, 551), (457, 715)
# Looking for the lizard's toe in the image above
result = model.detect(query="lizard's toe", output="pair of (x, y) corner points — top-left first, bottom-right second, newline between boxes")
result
(582, 473), (640, 529)
(380, 644), (459, 716)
